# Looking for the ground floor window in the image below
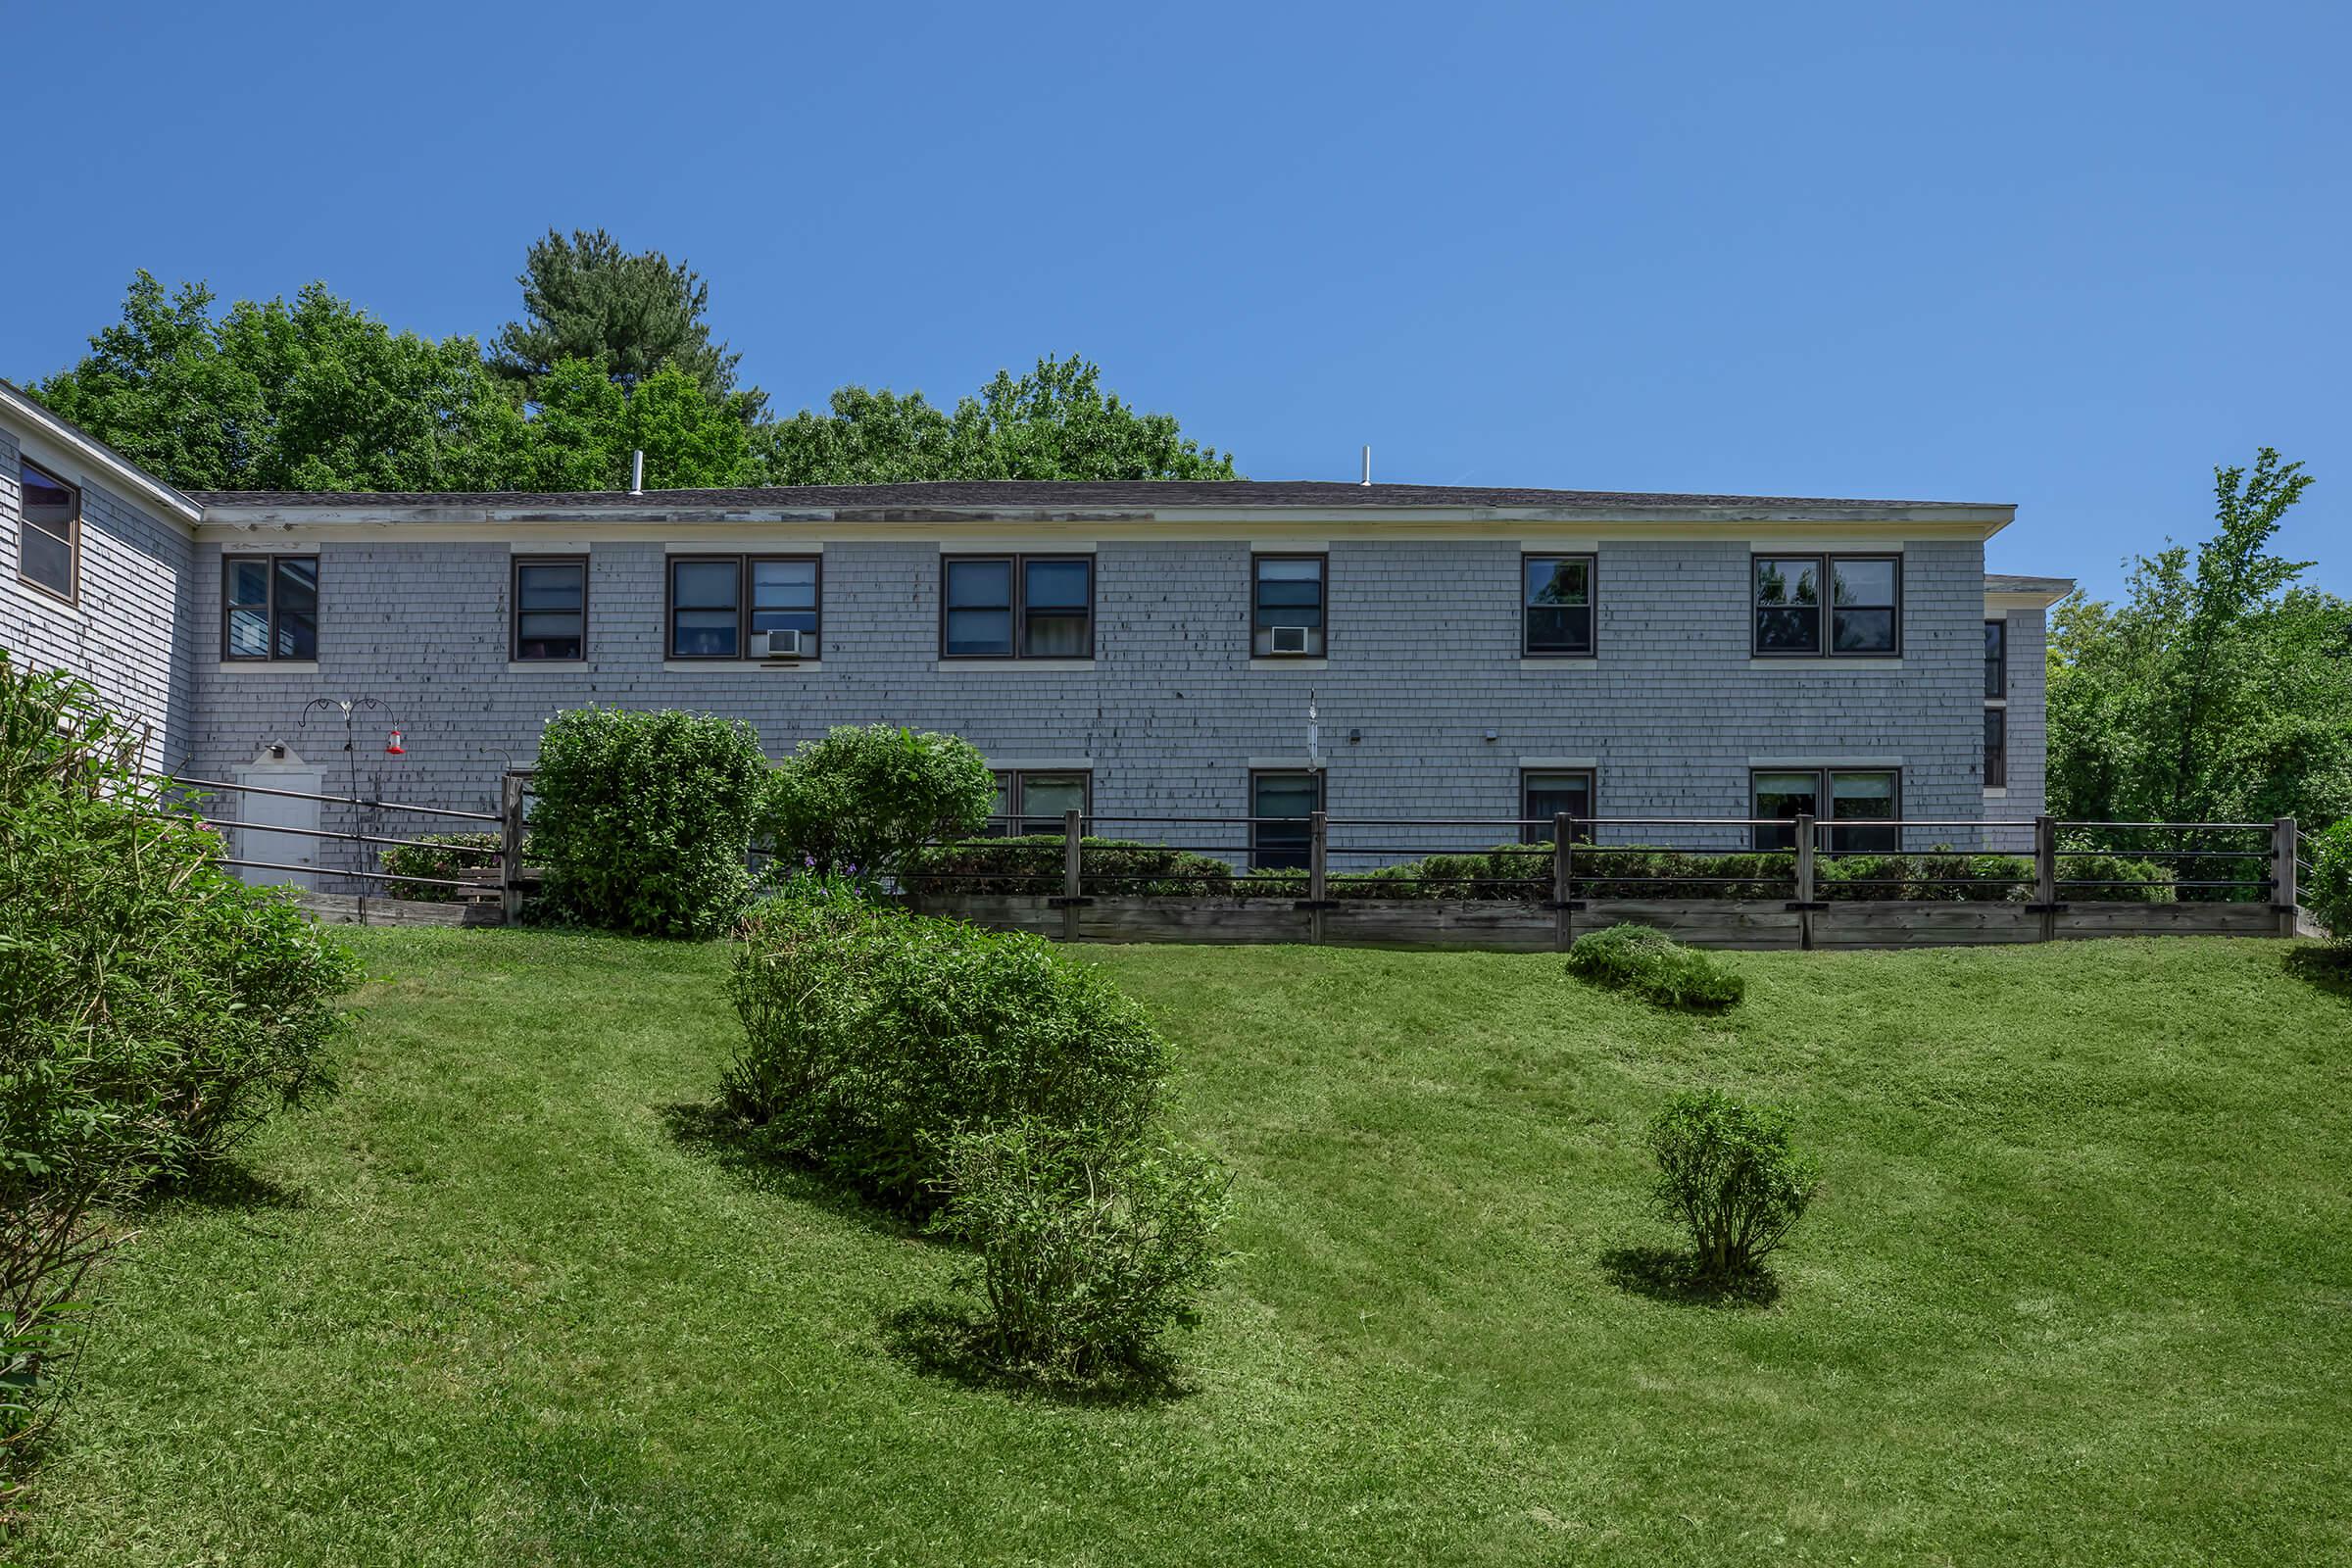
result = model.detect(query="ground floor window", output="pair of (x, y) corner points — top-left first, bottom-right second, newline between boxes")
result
(1250, 769), (1323, 870)
(989, 769), (1093, 837)
(1519, 768), (1594, 845)
(1751, 767), (1900, 853)
(1984, 708), (2006, 788)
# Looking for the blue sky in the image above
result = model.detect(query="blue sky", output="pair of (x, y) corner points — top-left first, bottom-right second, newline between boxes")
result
(6, 1), (2345, 598)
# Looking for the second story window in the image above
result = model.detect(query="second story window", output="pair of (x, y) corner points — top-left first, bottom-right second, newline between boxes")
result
(1753, 554), (1901, 658)
(1522, 555), (1594, 657)
(1984, 618), (2007, 697)
(222, 555), (318, 661)
(1252, 555), (1325, 657)
(668, 556), (822, 660)
(16, 458), (78, 603)
(512, 556), (586, 662)
(942, 555), (1093, 659)
(1984, 708), (2007, 789)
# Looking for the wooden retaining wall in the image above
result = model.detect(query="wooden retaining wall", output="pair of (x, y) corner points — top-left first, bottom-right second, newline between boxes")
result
(905, 894), (2287, 952)
(296, 891), (504, 928)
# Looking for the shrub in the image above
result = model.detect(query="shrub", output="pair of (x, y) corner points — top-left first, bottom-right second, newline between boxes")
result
(724, 892), (1169, 1213)
(530, 706), (768, 938)
(379, 830), (529, 903)
(2055, 853), (2177, 904)
(1817, 853), (2035, 901)
(900, 836), (1235, 898)
(2307, 818), (2352, 940)
(1644, 1090), (1819, 1283)
(761, 724), (995, 880)
(930, 1120), (1231, 1380)
(1566, 923), (1745, 1009)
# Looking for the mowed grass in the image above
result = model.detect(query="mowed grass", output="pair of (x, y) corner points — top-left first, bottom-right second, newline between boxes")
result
(15, 932), (2352, 1566)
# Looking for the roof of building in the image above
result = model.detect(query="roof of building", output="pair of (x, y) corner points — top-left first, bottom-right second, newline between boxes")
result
(1984, 572), (2078, 595)
(0, 379), (203, 524)
(189, 479), (2008, 516)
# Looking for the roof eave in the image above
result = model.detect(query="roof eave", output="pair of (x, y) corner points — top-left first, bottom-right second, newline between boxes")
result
(0, 380), (204, 526)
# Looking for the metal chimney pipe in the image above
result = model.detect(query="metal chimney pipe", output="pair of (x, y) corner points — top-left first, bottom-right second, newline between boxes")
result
(629, 450), (645, 495)
(1360, 445), (1372, 486)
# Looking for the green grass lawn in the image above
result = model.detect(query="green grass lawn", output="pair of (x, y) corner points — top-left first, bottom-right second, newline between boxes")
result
(15, 932), (2351, 1566)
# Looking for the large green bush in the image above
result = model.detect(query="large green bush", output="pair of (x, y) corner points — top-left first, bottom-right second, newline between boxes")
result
(724, 891), (1169, 1214)
(1644, 1090), (1819, 1284)
(760, 724), (994, 880)
(930, 1120), (1230, 1381)
(2306, 818), (2352, 939)
(1566, 923), (1745, 1009)
(530, 706), (768, 938)
(0, 652), (360, 1466)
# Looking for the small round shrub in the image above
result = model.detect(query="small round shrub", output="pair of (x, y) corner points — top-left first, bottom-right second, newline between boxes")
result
(930, 1120), (1231, 1381)
(724, 891), (1170, 1214)
(530, 706), (768, 938)
(1566, 923), (1745, 1009)
(1645, 1090), (1819, 1283)
(760, 724), (995, 879)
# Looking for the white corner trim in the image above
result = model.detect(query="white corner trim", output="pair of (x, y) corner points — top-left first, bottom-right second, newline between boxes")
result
(1518, 658), (1597, 671)
(932, 659), (1098, 673)
(1745, 658), (1905, 671)
(665, 540), (824, 555)
(1248, 657), (1329, 672)
(1519, 757), (1599, 769)
(215, 661), (319, 676)
(660, 660), (825, 673)
(986, 757), (1095, 771)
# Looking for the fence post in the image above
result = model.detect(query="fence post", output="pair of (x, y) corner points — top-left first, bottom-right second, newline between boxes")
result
(1061, 808), (1084, 943)
(2034, 813), (2058, 942)
(2275, 816), (2299, 937)
(1793, 812), (1816, 952)
(1308, 808), (1329, 946)
(1552, 811), (1574, 951)
(499, 772), (526, 926)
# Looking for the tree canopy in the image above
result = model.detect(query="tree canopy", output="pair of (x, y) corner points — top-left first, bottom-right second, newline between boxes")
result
(2047, 449), (2352, 831)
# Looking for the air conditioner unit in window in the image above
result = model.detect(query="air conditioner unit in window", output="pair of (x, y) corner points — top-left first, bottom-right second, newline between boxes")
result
(752, 629), (806, 661)
(1269, 625), (1312, 655)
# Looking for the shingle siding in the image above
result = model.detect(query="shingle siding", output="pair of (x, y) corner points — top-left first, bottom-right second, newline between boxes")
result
(183, 532), (2041, 878)
(0, 425), (196, 769)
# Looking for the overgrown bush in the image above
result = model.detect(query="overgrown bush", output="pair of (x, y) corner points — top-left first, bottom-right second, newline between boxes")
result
(530, 706), (768, 938)
(379, 830), (530, 903)
(929, 1120), (1230, 1381)
(901, 836), (1234, 897)
(1566, 923), (1745, 1009)
(724, 890), (1169, 1214)
(2305, 818), (2352, 940)
(1644, 1090), (1819, 1283)
(760, 724), (995, 880)
(2052, 852), (2178, 903)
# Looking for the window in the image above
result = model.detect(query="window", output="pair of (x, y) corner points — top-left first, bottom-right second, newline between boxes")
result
(16, 458), (77, 601)
(1250, 769), (1322, 870)
(1984, 708), (2007, 789)
(942, 555), (1092, 659)
(1252, 555), (1326, 657)
(1750, 767), (1900, 853)
(221, 555), (319, 661)
(1522, 555), (1594, 657)
(1984, 618), (2007, 698)
(512, 556), (587, 662)
(990, 769), (1094, 836)
(1752, 554), (1900, 657)
(1519, 769), (1595, 846)
(668, 555), (821, 659)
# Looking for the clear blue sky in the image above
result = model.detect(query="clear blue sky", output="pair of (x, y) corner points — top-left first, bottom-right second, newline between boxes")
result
(7, 1), (2345, 599)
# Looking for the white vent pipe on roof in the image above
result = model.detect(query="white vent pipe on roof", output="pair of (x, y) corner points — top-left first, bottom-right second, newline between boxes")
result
(1360, 445), (1371, 486)
(629, 450), (644, 495)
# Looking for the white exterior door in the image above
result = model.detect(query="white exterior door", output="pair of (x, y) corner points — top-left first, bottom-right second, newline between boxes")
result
(232, 748), (323, 891)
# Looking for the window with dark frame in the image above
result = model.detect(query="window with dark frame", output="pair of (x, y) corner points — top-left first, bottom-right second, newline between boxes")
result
(1521, 555), (1595, 657)
(1252, 554), (1326, 657)
(988, 769), (1094, 837)
(941, 555), (1093, 659)
(1984, 708), (2007, 789)
(1249, 769), (1322, 870)
(1752, 554), (1900, 657)
(1984, 618), (2007, 698)
(512, 556), (587, 662)
(1749, 767), (1900, 854)
(17, 458), (78, 602)
(1519, 768), (1595, 846)
(667, 555), (821, 660)
(221, 555), (319, 662)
